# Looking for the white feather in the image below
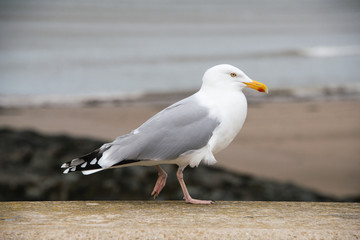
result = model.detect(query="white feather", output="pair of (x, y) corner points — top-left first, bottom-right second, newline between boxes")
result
(82, 169), (104, 175)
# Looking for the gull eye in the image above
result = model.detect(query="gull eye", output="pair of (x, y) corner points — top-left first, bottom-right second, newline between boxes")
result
(230, 73), (237, 77)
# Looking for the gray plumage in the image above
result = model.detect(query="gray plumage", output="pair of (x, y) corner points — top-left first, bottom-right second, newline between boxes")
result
(62, 95), (220, 173)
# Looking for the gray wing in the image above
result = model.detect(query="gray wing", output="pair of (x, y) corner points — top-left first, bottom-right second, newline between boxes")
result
(98, 95), (220, 168)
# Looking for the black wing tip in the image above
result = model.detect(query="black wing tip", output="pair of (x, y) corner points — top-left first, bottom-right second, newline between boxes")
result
(62, 167), (73, 174)
(61, 146), (109, 173)
(112, 159), (141, 167)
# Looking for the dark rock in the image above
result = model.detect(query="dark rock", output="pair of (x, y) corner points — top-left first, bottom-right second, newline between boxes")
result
(0, 128), (356, 202)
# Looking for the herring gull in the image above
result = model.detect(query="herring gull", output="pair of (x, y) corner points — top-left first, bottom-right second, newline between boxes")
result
(61, 64), (268, 204)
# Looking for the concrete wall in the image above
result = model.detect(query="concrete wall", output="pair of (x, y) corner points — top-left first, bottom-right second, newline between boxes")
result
(1, 201), (359, 239)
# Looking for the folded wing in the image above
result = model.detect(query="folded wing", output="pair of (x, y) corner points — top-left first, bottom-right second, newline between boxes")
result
(62, 95), (220, 174)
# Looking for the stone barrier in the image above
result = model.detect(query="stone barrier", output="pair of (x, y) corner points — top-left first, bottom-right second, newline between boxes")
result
(1, 201), (359, 239)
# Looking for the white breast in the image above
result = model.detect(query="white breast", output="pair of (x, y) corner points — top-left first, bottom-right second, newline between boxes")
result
(196, 89), (248, 154)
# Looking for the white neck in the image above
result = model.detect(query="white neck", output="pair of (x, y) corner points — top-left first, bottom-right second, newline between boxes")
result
(196, 86), (248, 154)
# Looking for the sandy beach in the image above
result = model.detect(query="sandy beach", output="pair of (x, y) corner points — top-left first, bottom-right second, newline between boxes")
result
(1, 97), (359, 198)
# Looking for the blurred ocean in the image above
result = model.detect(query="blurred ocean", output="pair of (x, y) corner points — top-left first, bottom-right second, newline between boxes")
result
(0, 0), (360, 106)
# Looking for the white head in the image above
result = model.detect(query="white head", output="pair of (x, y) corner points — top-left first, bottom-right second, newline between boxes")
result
(201, 64), (268, 93)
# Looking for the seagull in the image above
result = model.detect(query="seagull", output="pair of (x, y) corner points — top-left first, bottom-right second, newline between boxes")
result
(61, 64), (268, 204)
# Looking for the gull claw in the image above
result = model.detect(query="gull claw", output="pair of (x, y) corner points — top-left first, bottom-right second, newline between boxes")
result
(151, 166), (167, 199)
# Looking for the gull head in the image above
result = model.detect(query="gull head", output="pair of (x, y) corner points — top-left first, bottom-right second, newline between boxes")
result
(201, 64), (268, 93)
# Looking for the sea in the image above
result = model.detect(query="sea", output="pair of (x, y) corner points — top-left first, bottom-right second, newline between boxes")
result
(0, 0), (360, 106)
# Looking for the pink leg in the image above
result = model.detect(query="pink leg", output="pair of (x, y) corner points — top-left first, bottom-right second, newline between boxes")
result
(151, 165), (168, 199)
(176, 167), (214, 205)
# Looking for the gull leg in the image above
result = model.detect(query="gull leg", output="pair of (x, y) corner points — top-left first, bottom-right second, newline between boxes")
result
(151, 165), (168, 199)
(176, 167), (214, 205)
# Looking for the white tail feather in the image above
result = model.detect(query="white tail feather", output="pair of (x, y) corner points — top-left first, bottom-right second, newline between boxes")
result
(81, 169), (104, 175)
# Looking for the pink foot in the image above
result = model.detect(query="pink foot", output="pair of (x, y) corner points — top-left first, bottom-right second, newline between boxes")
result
(176, 167), (215, 205)
(184, 197), (214, 205)
(151, 166), (167, 199)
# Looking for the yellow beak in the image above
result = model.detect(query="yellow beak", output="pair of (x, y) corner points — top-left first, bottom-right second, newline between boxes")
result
(244, 80), (268, 93)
